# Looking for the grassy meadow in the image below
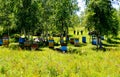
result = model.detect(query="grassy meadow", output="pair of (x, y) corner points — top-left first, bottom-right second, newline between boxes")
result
(0, 28), (120, 77)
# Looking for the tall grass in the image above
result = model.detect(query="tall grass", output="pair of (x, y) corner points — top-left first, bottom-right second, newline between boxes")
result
(0, 27), (120, 77)
(0, 47), (120, 77)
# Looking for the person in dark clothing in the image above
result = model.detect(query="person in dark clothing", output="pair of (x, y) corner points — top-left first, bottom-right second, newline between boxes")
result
(80, 30), (83, 35)
(74, 30), (76, 35)
(77, 31), (79, 35)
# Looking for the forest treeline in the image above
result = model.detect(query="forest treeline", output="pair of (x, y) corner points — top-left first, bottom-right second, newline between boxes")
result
(0, 0), (80, 36)
(0, 0), (120, 37)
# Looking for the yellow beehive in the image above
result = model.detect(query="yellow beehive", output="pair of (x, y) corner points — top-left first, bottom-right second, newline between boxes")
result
(49, 42), (54, 47)
(49, 37), (54, 48)
(3, 39), (9, 45)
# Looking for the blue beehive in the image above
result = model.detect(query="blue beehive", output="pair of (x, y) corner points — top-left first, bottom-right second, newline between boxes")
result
(82, 37), (86, 43)
(0, 39), (3, 46)
(61, 46), (67, 51)
(19, 38), (25, 43)
(74, 38), (79, 46)
(74, 39), (79, 43)
(92, 39), (97, 45)
(49, 40), (54, 43)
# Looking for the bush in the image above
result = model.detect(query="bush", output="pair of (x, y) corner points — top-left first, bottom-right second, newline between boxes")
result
(9, 43), (19, 50)
(11, 34), (21, 42)
(54, 42), (59, 46)
(10, 38), (16, 43)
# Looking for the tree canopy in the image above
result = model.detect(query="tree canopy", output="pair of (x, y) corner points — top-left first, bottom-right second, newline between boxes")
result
(0, 0), (120, 38)
(85, 0), (119, 36)
(0, 0), (79, 37)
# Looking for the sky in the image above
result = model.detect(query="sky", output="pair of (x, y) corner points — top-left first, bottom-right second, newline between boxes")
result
(77, 0), (120, 15)
(77, 0), (85, 12)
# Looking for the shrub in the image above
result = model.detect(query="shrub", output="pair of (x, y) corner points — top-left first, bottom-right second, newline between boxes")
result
(11, 34), (20, 42)
(9, 43), (19, 50)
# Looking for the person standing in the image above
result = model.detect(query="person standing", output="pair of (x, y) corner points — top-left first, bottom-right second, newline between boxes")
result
(74, 30), (76, 35)
(80, 30), (83, 35)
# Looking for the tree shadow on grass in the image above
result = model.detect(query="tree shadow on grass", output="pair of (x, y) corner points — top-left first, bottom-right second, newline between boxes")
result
(71, 43), (87, 48)
(91, 47), (107, 52)
(79, 43), (87, 47)
(68, 35), (73, 37)
(107, 38), (120, 44)
(113, 37), (120, 40)
(91, 45), (119, 52)
(102, 43), (118, 47)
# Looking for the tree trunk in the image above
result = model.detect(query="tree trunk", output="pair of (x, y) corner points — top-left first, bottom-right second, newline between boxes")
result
(99, 37), (102, 48)
(96, 36), (99, 50)
(97, 35), (102, 50)
(24, 28), (26, 38)
(21, 29), (22, 36)
(28, 30), (30, 40)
